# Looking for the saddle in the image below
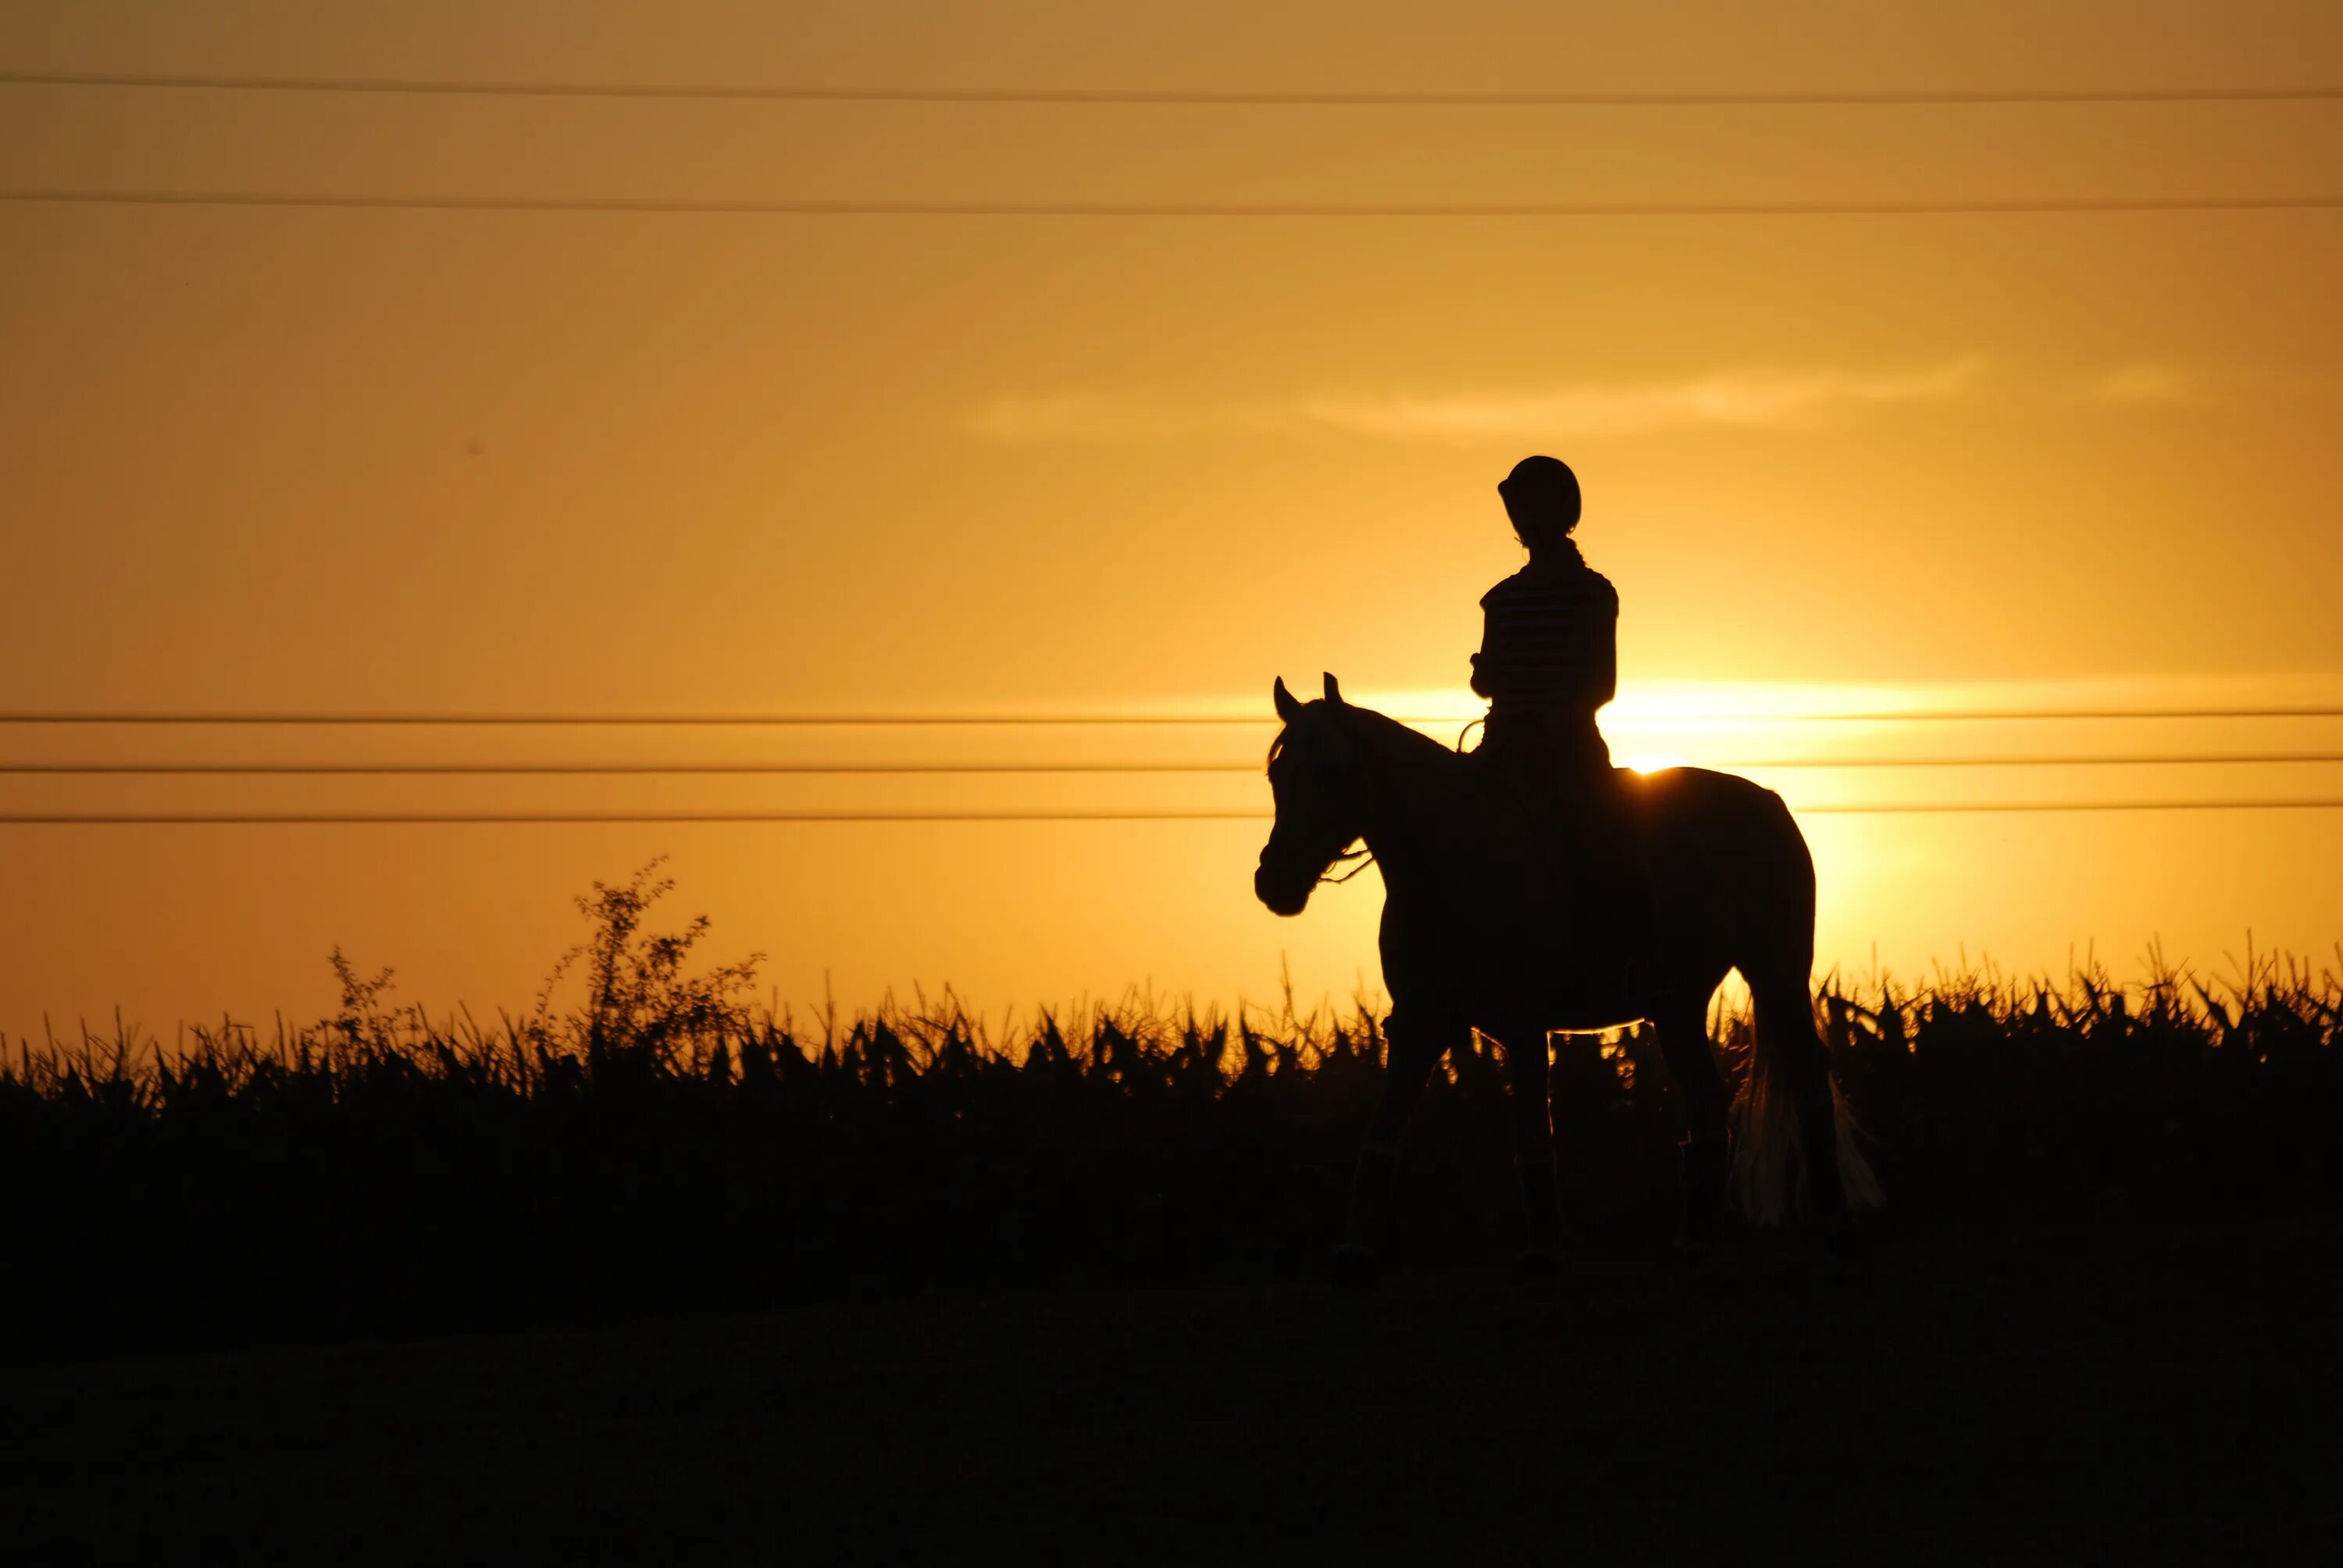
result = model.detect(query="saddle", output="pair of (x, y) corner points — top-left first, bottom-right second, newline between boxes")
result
(1464, 747), (1631, 870)
(1463, 748), (1667, 1008)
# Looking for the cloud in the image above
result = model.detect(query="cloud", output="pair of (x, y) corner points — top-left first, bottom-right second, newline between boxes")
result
(2088, 362), (2195, 406)
(1291, 359), (1983, 443)
(963, 358), (1983, 445)
(961, 394), (1200, 443)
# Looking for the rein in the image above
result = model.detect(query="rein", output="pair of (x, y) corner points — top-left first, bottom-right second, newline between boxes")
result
(1320, 708), (1484, 884)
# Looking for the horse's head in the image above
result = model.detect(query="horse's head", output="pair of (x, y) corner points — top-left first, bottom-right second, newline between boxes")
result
(1255, 672), (1366, 918)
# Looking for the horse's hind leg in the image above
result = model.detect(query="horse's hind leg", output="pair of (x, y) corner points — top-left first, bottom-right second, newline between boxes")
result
(1750, 972), (1848, 1221)
(1653, 1003), (1731, 1247)
(1336, 1010), (1457, 1287)
(1495, 1014), (1567, 1280)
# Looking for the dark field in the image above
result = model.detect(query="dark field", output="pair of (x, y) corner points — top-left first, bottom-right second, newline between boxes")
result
(6, 870), (2336, 1349)
(5, 871), (2340, 1558)
(7, 1218), (2338, 1563)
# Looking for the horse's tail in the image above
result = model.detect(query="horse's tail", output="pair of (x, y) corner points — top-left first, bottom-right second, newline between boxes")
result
(1729, 992), (1885, 1226)
(1728, 794), (1885, 1226)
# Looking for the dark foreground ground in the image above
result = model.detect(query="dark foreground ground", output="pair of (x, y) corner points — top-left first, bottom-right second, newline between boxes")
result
(8, 1218), (2338, 1566)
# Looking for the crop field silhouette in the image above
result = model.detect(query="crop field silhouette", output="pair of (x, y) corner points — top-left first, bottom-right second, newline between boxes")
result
(6, 863), (2338, 1358)
(9, 868), (2340, 1561)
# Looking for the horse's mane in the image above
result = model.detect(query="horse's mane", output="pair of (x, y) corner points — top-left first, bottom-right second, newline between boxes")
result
(1332, 701), (1463, 783)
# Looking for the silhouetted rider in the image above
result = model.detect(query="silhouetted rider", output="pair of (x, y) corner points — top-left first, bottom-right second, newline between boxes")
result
(1472, 456), (1658, 996)
(1474, 457), (1617, 768)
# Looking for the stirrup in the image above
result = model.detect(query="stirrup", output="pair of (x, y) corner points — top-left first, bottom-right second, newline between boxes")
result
(1620, 951), (1671, 1009)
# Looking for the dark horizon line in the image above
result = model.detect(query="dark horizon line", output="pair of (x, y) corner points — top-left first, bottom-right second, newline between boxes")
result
(6, 190), (2341, 218)
(6, 71), (2341, 108)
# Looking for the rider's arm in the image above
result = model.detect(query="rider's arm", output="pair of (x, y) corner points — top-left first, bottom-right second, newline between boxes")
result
(1588, 618), (1617, 709)
(1470, 586), (1506, 698)
(1578, 572), (1620, 711)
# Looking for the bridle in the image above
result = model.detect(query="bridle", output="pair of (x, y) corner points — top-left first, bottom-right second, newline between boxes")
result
(1310, 707), (1488, 886)
(1268, 707), (1381, 887)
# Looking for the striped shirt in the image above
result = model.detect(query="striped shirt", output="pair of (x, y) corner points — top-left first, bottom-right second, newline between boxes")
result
(1471, 546), (1618, 719)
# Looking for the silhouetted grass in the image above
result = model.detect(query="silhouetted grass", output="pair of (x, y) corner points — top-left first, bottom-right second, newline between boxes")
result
(5, 863), (2337, 1356)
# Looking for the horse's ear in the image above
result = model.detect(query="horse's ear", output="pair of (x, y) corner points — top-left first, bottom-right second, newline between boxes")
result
(1273, 677), (1302, 723)
(1322, 672), (1343, 706)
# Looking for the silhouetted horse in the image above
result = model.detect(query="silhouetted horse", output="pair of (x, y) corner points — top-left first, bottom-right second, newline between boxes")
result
(1254, 675), (1877, 1283)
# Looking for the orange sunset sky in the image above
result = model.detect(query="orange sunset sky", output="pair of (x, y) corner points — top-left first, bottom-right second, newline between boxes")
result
(3, 2), (2341, 1037)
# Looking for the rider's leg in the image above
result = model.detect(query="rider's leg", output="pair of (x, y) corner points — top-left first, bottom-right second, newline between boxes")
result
(1338, 1010), (1457, 1277)
(1497, 1016), (1567, 1269)
(1653, 1004), (1731, 1246)
(1588, 772), (1663, 999)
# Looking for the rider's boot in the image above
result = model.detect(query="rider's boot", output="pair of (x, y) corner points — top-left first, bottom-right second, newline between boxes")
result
(1334, 1141), (1400, 1290)
(1619, 943), (1671, 1017)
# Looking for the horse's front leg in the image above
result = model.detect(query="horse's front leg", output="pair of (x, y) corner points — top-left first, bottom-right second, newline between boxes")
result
(1495, 1014), (1567, 1283)
(1335, 1008), (1458, 1288)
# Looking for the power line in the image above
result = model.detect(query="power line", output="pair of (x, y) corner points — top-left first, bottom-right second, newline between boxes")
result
(1724, 750), (2343, 768)
(0, 761), (1268, 775)
(6, 191), (2341, 218)
(1761, 707), (2343, 723)
(5, 707), (2343, 727)
(11, 750), (2343, 776)
(1803, 798), (2343, 814)
(0, 710), (1339, 727)
(5, 800), (2342, 824)
(0, 809), (1270, 825)
(6, 71), (2341, 108)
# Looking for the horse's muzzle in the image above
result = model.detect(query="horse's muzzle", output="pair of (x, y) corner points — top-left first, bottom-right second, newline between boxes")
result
(1254, 858), (1313, 918)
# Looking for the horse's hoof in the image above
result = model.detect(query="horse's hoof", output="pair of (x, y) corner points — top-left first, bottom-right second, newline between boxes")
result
(1816, 1211), (1876, 1264)
(1332, 1244), (1382, 1292)
(1764, 1215), (1869, 1276)
(1511, 1247), (1567, 1292)
(1663, 1233), (1733, 1275)
(1669, 1226), (1722, 1256)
